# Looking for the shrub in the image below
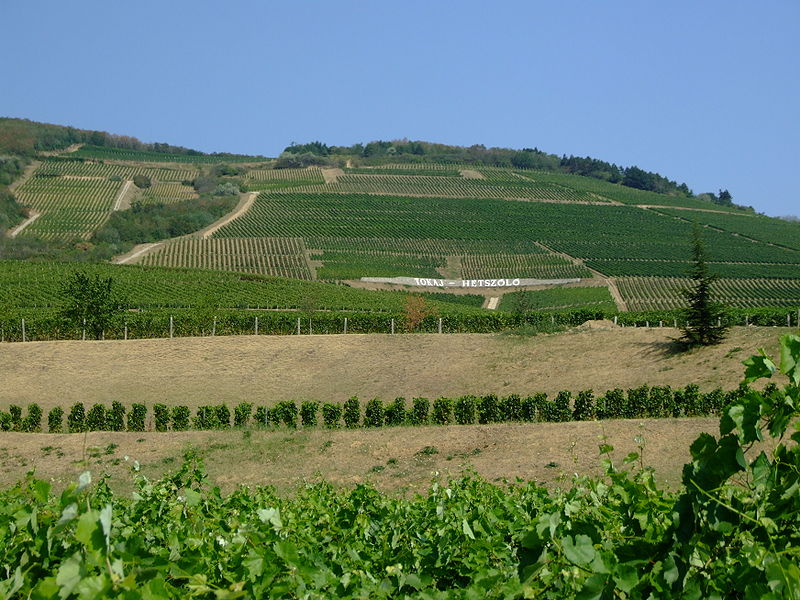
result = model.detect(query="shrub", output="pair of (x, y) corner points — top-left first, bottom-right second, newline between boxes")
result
(253, 406), (269, 427)
(48, 406), (64, 433)
(132, 174), (151, 188)
(522, 394), (546, 422)
(153, 404), (169, 432)
(276, 401), (297, 428)
(9, 405), (22, 431)
(478, 394), (501, 424)
(364, 399), (385, 428)
(0, 410), (11, 431)
(409, 397), (430, 426)
(171, 406), (190, 431)
(23, 403), (43, 432)
(68, 402), (86, 433)
(625, 385), (650, 419)
(572, 390), (595, 421)
(322, 403), (341, 428)
(454, 395), (476, 425)
(432, 397), (453, 425)
(215, 405), (231, 429)
(127, 403), (146, 432)
(553, 391), (572, 422)
(680, 384), (702, 417)
(300, 401), (319, 427)
(649, 386), (675, 418)
(384, 398), (406, 426)
(701, 388), (726, 415)
(108, 401), (126, 431)
(597, 388), (625, 419)
(268, 406), (281, 427)
(193, 406), (217, 430)
(86, 404), (107, 431)
(234, 402), (254, 428)
(501, 394), (523, 422)
(343, 396), (361, 428)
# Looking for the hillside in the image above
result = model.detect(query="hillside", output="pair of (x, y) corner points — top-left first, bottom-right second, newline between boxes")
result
(1, 118), (799, 316)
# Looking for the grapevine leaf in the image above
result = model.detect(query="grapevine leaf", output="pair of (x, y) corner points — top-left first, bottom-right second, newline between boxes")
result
(563, 534), (596, 567)
(55, 553), (85, 599)
(613, 564), (640, 593)
(779, 334), (800, 386)
(75, 511), (105, 553)
(183, 488), (201, 507)
(257, 507), (282, 531)
(575, 572), (608, 600)
(742, 352), (776, 384)
(462, 518), (475, 540)
(76, 471), (92, 492)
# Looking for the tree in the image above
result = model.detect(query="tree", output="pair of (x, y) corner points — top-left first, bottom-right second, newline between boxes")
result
(403, 294), (437, 332)
(680, 224), (729, 346)
(61, 272), (124, 339)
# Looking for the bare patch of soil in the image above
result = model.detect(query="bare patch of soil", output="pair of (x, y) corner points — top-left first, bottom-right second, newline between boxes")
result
(460, 169), (484, 179)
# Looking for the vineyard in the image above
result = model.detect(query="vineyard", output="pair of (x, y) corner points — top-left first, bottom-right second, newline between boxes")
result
(499, 286), (616, 312)
(139, 237), (314, 279)
(0, 337), (798, 598)
(244, 167), (325, 190)
(617, 276), (800, 310)
(138, 182), (199, 205)
(13, 176), (123, 239)
(71, 144), (267, 163)
(35, 159), (197, 182)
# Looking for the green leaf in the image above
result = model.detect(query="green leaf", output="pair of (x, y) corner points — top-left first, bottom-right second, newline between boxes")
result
(462, 518), (475, 540)
(563, 534), (596, 567)
(779, 334), (800, 386)
(183, 488), (201, 507)
(257, 507), (282, 530)
(56, 553), (85, 599)
(742, 351), (776, 383)
(75, 511), (105, 553)
(576, 573), (608, 600)
(613, 564), (640, 594)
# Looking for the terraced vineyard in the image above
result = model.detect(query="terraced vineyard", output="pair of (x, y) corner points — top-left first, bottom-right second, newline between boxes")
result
(35, 159), (197, 182)
(617, 276), (800, 310)
(139, 237), (313, 279)
(139, 182), (198, 204)
(13, 176), (123, 239)
(461, 253), (590, 279)
(499, 285), (617, 311)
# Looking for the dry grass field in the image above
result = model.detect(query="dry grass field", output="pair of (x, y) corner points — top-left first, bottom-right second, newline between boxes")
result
(1, 325), (794, 493)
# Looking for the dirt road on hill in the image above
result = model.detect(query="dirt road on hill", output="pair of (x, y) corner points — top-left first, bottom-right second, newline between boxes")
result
(0, 327), (790, 411)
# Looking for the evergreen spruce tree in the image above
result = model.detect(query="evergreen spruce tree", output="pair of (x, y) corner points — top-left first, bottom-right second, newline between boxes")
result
(680, 224), (729, 346)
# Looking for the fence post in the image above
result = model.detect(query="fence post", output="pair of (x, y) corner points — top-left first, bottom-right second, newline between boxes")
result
(613, 315), (618, 325)
(296, 318), (300, 335)
(344, 317), (348, 334)
(673, 318), (677, 328)
(82, 318), (86, 341)
(718, 317), (721, 327)
(169, 316), (174, 339)
(1, 327), (4, 342)
(124, 323), (128, 340)
(745, 315), (748, 326)
(438, 317), (442, 334)
(21, 319), (26, 342)
(391, 318), (395, 334)
(646, 321), (650, 328)
(254, 316), (258, 335)
(212, 317), (217, 336)
(309, 319), (312, 335)
(659, 320), (663, 328)
(788, 314), (791, 327)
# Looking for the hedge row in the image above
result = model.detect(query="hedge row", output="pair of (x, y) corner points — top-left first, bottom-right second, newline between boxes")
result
(0, 383), (760, 433)
(0, 306), (797, 342)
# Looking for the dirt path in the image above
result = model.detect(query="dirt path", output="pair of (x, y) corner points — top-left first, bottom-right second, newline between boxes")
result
(111, 180), (133, 211)
(321, 168), (344, 184)
(199, 191), (257, 239)
(460, 169), (484, 179)
(38, 143), (83, 157)
(8, 160), (40, 193)
(6, 211), (41, 238)
(113, 242), (163, 265)
(637, 204), (748, 215)
(486, 296), (500, 310)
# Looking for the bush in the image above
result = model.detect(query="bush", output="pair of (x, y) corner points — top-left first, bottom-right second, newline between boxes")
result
(478, 394), (501, 424)
(553, 391), (572, 422)
(275, 401), (297, 428)
(625, 385), (649, 419)
(108, 401), (126, 431)
(649, 386), (675, 418)
(86, 404), (107, 431)
(234, 402), (253, 428)
(0, 411), (10, 431)
(680, 384), (702, 417)
(215, 405), (231, 429)
(48, 406), (64, 433)
(384, 398), (406, 426)
(268, 407), (281, 427)
(522, 394), (546, 422)
(343, 397), (361, 428)
(701, 388), (726, 415)
(300, 401), (319, 427)
(153, 404), (169, 432)
(22, 404), (42, 432)
(127, 403), (146, 432)
(9, 405), (22, 431)
(253, 406), (269, 427)
(454, 396), (476, 425)
(171, 406), (190, 431)
(409, 397), (430, 426)
(597, 388), (625, 420)
(321, 403), (341, 428)
(432, 397), (453, 425)
(364, 399), (385, 428)
(500, 394), (523, 422)
(213, 182), (240, 196)
(193, 406), (217, 430)
(132, 174), (151, 189)
(572, 390), (595, 421)
(68, 402), (86, 433)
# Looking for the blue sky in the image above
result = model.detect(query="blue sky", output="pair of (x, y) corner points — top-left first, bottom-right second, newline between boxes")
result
(2, 1), (798, 216)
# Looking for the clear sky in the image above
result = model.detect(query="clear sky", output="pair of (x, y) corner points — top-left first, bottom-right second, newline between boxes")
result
(2, 1), (798, 217)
